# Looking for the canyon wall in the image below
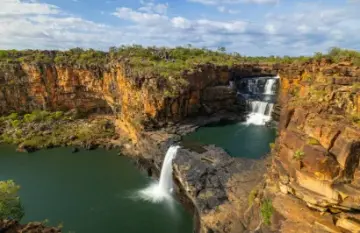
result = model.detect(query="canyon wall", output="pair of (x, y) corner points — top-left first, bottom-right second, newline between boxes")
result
(270, 61), (360, 232)
(1, 59), (360, 232)
(0, 61), (278, 141)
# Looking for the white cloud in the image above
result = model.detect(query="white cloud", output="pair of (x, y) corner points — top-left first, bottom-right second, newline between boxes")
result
(0, 0), (126, 50)
(188, 0), (278, 5)
(138, 1), (168, 15)
(217, 6), (240, 14)
(112, 7), (167, 25)
(0, 0), (59, 16)
(171, 17), (192, 29)
(0, 0), (359, 56)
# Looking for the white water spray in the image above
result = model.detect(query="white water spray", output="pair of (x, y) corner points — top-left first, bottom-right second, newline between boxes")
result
(264, 79), (276, 95)
(245, 101), (274, 125)
(138, 145), (180, 203)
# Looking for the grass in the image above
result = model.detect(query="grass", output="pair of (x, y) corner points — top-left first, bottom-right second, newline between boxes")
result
(1, 46), (359, 78)
(350, 113), (360, 127)
(248, 189), (258, 206)
(260, 199), (273, 226)
(293, 149), (305, 161)
(307, 138), (320, 145)
(0, 110), (115, 149)
(198, 190), (214, 199)
(269, 143), (275, 150)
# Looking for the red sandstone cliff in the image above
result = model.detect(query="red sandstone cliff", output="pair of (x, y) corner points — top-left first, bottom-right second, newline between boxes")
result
(1, 59), (360, 232)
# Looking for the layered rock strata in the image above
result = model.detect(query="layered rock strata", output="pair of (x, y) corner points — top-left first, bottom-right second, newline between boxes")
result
(268, 61), (360, 232)
(1, 59), (360, 232)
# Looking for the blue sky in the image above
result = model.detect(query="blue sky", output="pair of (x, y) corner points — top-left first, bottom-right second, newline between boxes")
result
(1, 0), (359, 56)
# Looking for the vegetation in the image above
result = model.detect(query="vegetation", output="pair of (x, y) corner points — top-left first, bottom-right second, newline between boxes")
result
(260, 199), (273, 226)
(248, 189), (258, 206)
(198, 190), (214, 199)
(0, 46), (359, 77)
(350, 113), (360, 127)
(0, 180), (24, 221)
(307, 138), (320, 145)
(0, 110), (115, 150)
(269, 143), (275, 150)
(293, 149), (305, 161)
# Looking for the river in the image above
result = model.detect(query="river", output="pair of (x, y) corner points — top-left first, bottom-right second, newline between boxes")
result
(0, 145), (193, 233)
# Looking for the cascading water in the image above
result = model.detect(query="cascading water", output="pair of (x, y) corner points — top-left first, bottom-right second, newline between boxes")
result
(237, 75), (279, 125)
(245, 101), (274, 125)
(264, 79), (276, 95)
(138, 145), (180, 203)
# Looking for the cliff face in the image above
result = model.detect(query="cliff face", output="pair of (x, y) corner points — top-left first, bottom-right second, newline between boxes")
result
(0, 62), (278, 142)
(270, 61), (360, 232)
(1, 59), (360, 232)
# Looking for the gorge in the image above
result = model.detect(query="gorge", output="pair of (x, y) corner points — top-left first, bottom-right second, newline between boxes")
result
(0, 48), (360, 233)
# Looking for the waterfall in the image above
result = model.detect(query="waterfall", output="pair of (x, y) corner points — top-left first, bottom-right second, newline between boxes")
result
(158, 146), (179, 194)
(138, 145), (180, 203)
(264, 79), (276, 95)
(245, 100), (273, 125)
(247, 78), (260, 94)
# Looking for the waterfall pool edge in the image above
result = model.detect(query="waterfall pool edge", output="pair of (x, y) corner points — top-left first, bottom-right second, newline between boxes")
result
(182, 121), (276, 159)
(0, 145), (193, 233)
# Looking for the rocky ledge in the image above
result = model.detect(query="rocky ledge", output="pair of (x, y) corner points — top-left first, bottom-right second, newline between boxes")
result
(0, 220), (60, 233)
(173, 145), (269, 233)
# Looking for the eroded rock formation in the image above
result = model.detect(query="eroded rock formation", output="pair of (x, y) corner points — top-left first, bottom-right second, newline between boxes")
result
(268, 61), (360, 232)
(0, 220), (60, 233)
(1, 58), (359, 233)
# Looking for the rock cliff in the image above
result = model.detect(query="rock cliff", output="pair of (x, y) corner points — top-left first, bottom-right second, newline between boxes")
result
(268, 60), (360, 232)
(1, 57), (360, 233)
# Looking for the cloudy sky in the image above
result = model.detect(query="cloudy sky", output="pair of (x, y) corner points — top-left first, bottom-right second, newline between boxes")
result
(1, 0), (359, 56)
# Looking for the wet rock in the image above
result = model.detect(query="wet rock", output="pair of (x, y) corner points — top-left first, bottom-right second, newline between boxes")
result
(16, 144), (37, 153)
(83, 141), (98, 150)
(174, 145), (267, 232)
(72, 147), (79, 153)
(0, 220), (61, 233)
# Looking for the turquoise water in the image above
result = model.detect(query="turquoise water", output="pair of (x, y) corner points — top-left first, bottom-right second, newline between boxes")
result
(183, 122), (276, 159)
(0, 145), (193, 233)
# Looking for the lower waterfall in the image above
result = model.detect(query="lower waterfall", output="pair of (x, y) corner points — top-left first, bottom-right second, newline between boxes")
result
(245, 100), (274, 125)
(138, 145), (180, 203)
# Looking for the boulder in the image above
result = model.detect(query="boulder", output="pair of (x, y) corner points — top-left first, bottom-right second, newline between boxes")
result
(295, 170), (340, 201)
(330, 127), (360, 180)
(301, 144), (340, 181)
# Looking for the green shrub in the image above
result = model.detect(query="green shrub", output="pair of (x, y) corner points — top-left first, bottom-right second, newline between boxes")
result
(248, 189), (258, 206)
(11, 120), (21, 128)
(23, 110), (50, 122)
(260, 199), (273, 226)
(0, 180), (25, 221)
(269, 143), (275, 150)
(307, 138), (320, 145)
(53, 111), (64, 120)
(22, 136), (46, 148)
(0, 133), (14, 144)
(293, 149), (305, 160)
(7, 113), (18, 121)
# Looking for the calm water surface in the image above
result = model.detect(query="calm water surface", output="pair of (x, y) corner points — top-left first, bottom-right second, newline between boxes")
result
(0, 145), (193, 233)
(183, 122), (276, 159)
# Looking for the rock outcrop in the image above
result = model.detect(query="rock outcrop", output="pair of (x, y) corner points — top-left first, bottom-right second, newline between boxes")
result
(173, 145), (268, 233)
(1, 57), (360, 233)
(0, 220), (60, 233)
(268, 61), (360, 232)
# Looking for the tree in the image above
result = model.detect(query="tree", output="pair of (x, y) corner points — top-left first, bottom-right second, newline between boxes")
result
(217, 46), (226, 53)
(0, 180), (25, 221)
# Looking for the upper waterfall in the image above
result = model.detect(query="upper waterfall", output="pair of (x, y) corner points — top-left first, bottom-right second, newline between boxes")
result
(264, 79), (276, 95)
(236, 75), (279, 125)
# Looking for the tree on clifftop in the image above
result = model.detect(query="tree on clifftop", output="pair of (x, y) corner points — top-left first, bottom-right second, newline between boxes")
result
(0, 180), (24, 221)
